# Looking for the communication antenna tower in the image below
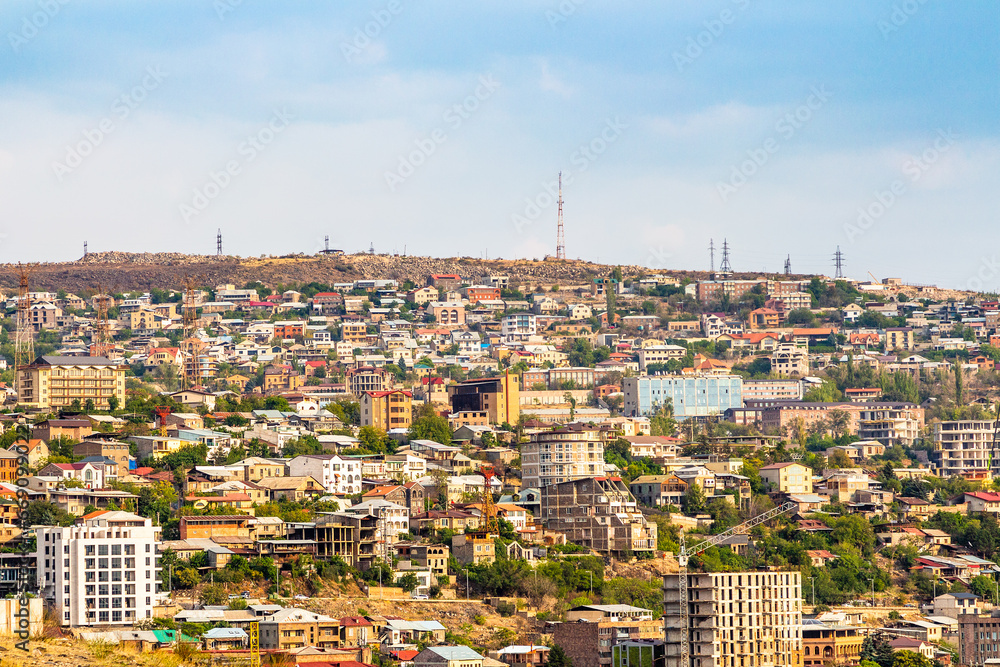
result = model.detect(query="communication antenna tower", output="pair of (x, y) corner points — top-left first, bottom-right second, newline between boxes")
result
(708, 239), (715, 272)
(719, 239), (732, 273)
(83, 241), (88, 258)
(216, 229), (223, 257)
(556, 172), (566, 260)
(784, 255), (791, 276)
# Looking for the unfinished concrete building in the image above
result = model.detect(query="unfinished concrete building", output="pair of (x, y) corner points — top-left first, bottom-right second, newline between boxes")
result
(663, 570), (803, 667)
(542, 476), (657, 556)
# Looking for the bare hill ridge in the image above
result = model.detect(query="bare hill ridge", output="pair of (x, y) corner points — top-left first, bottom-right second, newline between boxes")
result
(0, 251), (704, 293)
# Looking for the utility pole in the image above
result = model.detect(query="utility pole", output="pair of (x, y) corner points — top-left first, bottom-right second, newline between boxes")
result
(556, 172), (566, 260)
(719, 239), (732, 272)
(833, 246), (845, 279)
(708, 239), (715, 272)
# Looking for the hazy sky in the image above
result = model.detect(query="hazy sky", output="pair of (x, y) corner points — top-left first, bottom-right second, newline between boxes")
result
(1, 1), (997, 289)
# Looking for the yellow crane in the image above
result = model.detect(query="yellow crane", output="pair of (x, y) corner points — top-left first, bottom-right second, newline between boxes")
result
(674, 502), (797, 667)
(248, 620), (260, 667)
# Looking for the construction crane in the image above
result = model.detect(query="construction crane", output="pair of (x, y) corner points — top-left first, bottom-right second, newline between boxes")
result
(248, 620), (261, 667)
(674, 502), (797, 667)
(475, 465), (500, 536)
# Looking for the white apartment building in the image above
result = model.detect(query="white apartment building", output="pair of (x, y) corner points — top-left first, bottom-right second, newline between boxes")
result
(664, 570), (803, 667)
(287, 454), (362, 495)
(931, 420), (998, 477)
(638, 345), (687, 372)
(521, 425), (606, 489)
(36, 511), (160, 627)
(501, 313), (537, 340)
(385, 453), (427, 482)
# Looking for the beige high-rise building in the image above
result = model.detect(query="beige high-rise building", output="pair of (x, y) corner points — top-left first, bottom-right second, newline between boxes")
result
(17, 356), (126, 411)
(664, 570), (803, 667)
(521, 423), (606, 489)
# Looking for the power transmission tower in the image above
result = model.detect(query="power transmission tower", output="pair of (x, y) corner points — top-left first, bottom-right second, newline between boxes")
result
(92, 283), (112, 358)
(556, 172), (566, 260)
(719, 239), (732, 272)
(784, 255), (791, 276)
(183, 277), (202, 389)
(708, 239), (715, 272)
(216, 229), (223, 257)
(833, 246), (845, 279)
(14, 264), (35, 399)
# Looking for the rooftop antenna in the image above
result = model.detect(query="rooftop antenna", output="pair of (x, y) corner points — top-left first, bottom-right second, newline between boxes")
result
(719, 239), (732, 273)
(784, 255), (791, 276)
(555, 172), (566, 260)
(834, 246), (845, 279)
(216, 228), (223, 257)
(708, 239), (715, 272)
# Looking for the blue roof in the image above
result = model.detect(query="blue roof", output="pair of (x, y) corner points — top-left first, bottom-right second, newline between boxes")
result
(425, 646), (485, 661)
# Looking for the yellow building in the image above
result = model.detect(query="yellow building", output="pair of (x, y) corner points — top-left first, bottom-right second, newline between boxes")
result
(448, 373), (520, 425)
(885, 327), (915, 351)
(361, 390), (413, 430)
(760, 462), (814, 494)
(128, 308), (165, 332)
(16, 355), (126, 411)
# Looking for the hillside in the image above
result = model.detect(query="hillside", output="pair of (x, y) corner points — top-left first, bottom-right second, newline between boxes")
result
(0, 251), (777, 293)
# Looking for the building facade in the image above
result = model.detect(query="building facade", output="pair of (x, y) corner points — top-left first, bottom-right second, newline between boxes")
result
(623, 375), (743, 419)
(542, 477), (657, 556)
(448, 374), (520, 425)
(360, 390), (413, 431)
(17, 355), (127, 411)
(521, 424), (607, 489)
(663, 570), (803, 667)
(36, 511), (160, 627)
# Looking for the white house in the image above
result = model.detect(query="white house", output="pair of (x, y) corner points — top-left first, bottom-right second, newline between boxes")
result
(287, 454), (362, 495)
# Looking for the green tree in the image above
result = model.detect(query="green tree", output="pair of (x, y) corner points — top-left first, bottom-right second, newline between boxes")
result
(891, 651), (931, 667)
(860, 632), (895, 667)
(682, 483), (706, 515)
(199, 584), (228, 606)
(397, 572), (420, 593)
(409, 414), (452, 445)
(547, 645), (574, 667)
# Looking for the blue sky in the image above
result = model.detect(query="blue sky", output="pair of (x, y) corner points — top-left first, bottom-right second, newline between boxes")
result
(0, 1), (997, 289)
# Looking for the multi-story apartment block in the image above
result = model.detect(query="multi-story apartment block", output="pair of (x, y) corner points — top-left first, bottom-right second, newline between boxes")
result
(759, 462), (814, 494)
(742, 379), (804, 402)
(521, 424), (607, 489)
(550, 604), (664, 667)
(958, 611), (1000, 667)
(448, 374), (519, 425)
(17, 355), (127, 411)
(759, 401), (923, 441)
(36, 511), (160, 627)
(542, 477), (657, 556)
(623, 375), (743, 419)
(501, 313), (537, 340)
(360, 390), (413, 431)
(885, 327), (915, 351)
(348, 366), (391, 395)
(664, 570), (803, 667)
(288, 454), (362, 495)
(696, 279), (765, 306)
(771, 343), (809, 377)
(931, 420), (998, 477)
(629, 474), (688, 507)
(856, 404), (923, 446)
(637, 346), (687, 372)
